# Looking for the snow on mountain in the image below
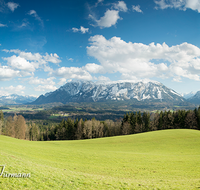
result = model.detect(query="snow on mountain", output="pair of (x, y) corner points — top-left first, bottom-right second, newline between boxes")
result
(32, 80), (185, 104)
(0, 94), (37, 105)
(187, 91), (200, 104)
(181, 91), (196, 99)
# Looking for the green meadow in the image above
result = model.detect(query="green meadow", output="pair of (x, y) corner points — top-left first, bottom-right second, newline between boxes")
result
(0, 129), (200, 189)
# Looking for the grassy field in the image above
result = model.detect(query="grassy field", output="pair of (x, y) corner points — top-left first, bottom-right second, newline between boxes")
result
(1, 106), (44, 113)
(0, 129), (200, 189)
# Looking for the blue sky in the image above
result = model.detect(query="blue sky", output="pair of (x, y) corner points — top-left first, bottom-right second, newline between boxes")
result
(0, 0), (200, 97)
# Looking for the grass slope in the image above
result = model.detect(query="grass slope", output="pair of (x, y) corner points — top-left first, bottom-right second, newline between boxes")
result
(0, 129), (200, 189)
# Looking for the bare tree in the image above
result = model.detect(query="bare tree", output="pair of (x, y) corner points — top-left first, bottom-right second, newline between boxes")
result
(83, 120), (92, 139)
(5, 116), (15, 137)
(15, 115), (27, 139)
(122, 122), (131, 135)
(75, 119), (83, 140)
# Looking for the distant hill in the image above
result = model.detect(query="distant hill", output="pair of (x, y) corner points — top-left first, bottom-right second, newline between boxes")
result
(0, 94), (37, 105)
(31, 80), (187, 105)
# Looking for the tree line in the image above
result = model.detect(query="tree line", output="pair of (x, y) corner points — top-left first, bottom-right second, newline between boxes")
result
(1, 107), (200, 141)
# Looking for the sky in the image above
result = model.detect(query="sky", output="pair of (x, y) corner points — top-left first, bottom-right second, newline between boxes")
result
(0, 0), (200, 97)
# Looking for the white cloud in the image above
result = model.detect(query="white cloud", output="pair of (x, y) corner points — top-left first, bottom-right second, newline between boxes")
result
(87, 35), (200, 81)
(0, 23), (7, 27)
(3, 49), (61, 75)
(28, 10), (44, 27)
(154, 0), (200, 13)
(72, 28), (79, 32)
(26, 76), (57, 94)
(0, 65), (20, 81)
(4, 55), (35, 72)
(43, 65), (53, 73)
(58, 78), (67, 86)
(4, 85), (25, 92)
(89, 9), (120, 28)
(89, 1), (128, 28)
(18, 21), (29, 29)
(54, 67), (93, 80)
(185, 0), (200, 12)
(44, 53), (61, 64)
(95, 0), (104, 7)
(72, 26), (89, 34)
(28, 77), (56, 86)
(34, 85), (57, 92)
(7, 2), (19, 12)
(97, 76), (111, 81)
(113, 1), (128, 12)
(132, 5), (143, 13)
(84, 63), (104, 73)
(67, 58), (74, 62)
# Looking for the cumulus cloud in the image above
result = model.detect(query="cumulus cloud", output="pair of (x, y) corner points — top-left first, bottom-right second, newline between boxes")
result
(87, 35), (200, 81)
(2, 49), (61, 77)
(89, 9), (120, 28)
(89, 1), (128, 28)
(4, 49), (61, 63)
(44, 53), (60, 64)
(72, 26), (89, 34)
(0, 65), (20, 81)
(28, 77), (56, 85)
(34, 85), (57, 92)
(97, 75), (111, 81)
(113, 1), (128, 12)
(84, 63), (104, 73)
(7, 2), (19, 12)
(54, 67), (93, 80)
(1, 85), (25, 96)
(58, 78), (67, 86)
(27, 77), (57, 92)
(25, 77), (57, 91)
(28, 10), (44, 27)
(154, 0), (200, 13)
(132, 5), (143, 13)
(4, 55), (35, 72)
(4, 85), (25, 92)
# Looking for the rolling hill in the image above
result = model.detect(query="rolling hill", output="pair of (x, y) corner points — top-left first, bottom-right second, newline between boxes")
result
(1, 129), (200, 189)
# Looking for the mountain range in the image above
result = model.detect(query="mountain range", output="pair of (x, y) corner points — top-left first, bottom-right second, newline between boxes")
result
(0, 94), (37, 105)
(32, 80), (186, 105)
(1, 81), (200, 106)
(182, 92), (196, 99)
(187, 91), (200, 104)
